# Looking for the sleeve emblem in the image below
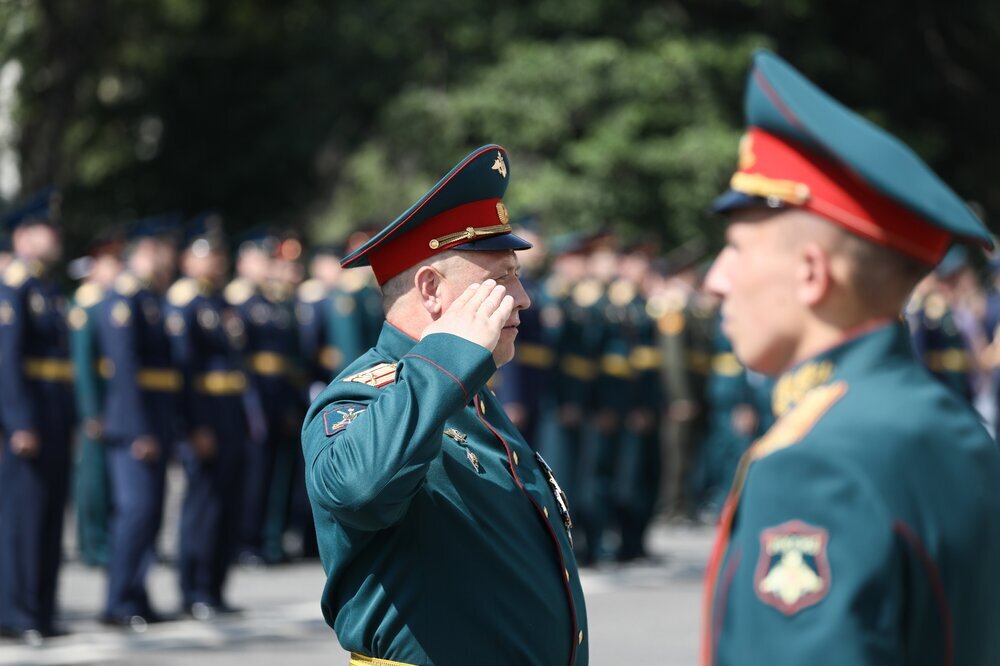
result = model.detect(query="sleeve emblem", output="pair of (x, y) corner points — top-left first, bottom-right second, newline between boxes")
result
(323, 406), (365, 436)
(754, 520), (830, 615)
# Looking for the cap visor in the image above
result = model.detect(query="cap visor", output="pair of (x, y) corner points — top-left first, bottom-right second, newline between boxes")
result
(452, 233), (533, 252)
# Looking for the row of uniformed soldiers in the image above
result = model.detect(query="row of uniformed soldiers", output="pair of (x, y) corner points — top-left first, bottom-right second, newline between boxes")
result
(0, 191), (385, 641)
(492, 228), (775, 565)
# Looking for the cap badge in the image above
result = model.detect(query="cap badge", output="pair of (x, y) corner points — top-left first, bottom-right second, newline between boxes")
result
(491, 151), (507, 178)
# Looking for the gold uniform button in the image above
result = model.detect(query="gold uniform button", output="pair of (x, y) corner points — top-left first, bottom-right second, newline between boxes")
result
(564, 568), (570, 582)
(579, 630), (584, 644)
(479, 400), (486, 415)
(513, 451), (519, 465)
(543, 506), (549, 518)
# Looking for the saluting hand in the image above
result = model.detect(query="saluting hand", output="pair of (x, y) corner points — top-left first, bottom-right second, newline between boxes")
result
(422, 279), (515, 353)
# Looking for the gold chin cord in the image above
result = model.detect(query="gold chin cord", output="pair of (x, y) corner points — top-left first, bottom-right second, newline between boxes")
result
(428, 222), (512, 250)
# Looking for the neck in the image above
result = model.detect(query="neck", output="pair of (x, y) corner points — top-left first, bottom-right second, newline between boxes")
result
(788, 314), (895, 370)
(385, 299), (432, 341)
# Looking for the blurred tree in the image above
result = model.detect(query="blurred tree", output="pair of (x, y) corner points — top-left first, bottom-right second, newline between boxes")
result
(0, 0), (997, 255)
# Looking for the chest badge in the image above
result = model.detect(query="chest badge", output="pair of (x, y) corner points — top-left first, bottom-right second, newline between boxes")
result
(754, 520), (830, 615)
(444, 428), (480, 473)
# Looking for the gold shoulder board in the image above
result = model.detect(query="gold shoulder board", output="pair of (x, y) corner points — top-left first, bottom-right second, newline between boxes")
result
(343, 362), (397, 388)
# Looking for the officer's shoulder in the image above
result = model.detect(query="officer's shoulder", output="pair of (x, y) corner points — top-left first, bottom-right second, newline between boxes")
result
(608, 278), (637, 307)
(74, 281), (105, 308)
(2, 261), (28, 288)
(572, 278), (603, 308)
(167, 277), (200, 307)
(113, 272), (141, 297)
(224, 277), (254, 305)
(297, 278), (327, 304)
(338, 361), (397, 389)
(338, 269), (367, 294)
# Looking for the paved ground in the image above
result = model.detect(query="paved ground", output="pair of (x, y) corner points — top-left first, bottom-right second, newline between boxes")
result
(0, 467), (714, 665)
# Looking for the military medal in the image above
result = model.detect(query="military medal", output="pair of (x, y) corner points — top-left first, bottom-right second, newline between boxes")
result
(534, 452), (574, 543)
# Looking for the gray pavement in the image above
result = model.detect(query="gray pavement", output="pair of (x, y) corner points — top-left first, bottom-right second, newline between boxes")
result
(0, 465), (714, 665)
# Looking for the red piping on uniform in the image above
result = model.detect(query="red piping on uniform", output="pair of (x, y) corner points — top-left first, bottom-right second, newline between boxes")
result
(711, 549), (741, 663)
(753, 69), (805, 129)
(343, 146), (500, 266)
(403, 354), (468, 401)
(474, 394), (579, 666)
(893, 520), (953, 666)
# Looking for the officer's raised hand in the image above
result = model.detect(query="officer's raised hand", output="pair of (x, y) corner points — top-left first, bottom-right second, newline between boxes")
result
(422, 279), (515, 355)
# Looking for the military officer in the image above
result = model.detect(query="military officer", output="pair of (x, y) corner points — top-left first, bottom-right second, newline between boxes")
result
(494, 221), (555, 448)
(297, 244), (341, 389)
(227, 228), (303, 565)
(701, 50), (1000, 665)
(327, 231), (384, 372)
(96, 215), (180, 628)
(302, 145), (588, 665)
(165, 214), (247, 619)
(906, 248), (976, 401)
(69, 233), (125, 568)
(0, 188), (75, 643)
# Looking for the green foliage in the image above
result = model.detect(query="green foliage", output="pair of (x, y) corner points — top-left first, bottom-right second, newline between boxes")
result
(1, 0), (998, 256)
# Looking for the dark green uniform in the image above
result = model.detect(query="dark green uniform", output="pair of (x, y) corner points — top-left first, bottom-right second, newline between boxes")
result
(705, 322), (1000, 664)
(68, 281), (111, 567)
(906, 291), (973, 401)
(302, 324), (588, 665)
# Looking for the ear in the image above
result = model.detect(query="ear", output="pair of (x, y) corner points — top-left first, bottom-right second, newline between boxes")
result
(797, 241), (832, 306)
(414, 265), (445, 318)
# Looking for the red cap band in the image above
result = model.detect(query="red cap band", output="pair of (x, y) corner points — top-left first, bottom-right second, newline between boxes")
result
(368, 198), (509, 284)
(732, 128), (951, 265)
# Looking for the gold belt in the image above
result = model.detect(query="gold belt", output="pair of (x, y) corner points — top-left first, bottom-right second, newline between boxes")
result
(320, 345), (342, 370)
(23, 357), (74, 382)
(600, 353), (635, 379)
(630, 345), (662, 370)
(250, 351), (288, 376)
(194, 370), (246, 395)
(515, 342), (555, 368)
(561, 354), (598, 381)
(97, 359), (182, 392)
(711, 352), (744, 377)
(349, 654), (415, 666)
(137, 368), (182, 392)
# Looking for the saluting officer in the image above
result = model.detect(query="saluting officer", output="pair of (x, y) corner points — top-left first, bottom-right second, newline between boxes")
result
(165, 214), (247, 620)
(69, 233), (125, 568)
(302, 145), (588, 665)
(96, 214), (180, 628)
(701, 51), (1000, 665)
(0, 188), (75, 643)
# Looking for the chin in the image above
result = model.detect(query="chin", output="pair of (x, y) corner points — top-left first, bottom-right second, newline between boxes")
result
(493, 342), (516, 368)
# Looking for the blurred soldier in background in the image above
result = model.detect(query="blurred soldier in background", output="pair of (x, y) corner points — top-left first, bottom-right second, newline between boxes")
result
(96, 214), (180, 628)
(227, 228), (305, 566)
(297, 245), (341, 391)
(496, 219), (554, 448)
(610, 243), (662, 561)
(327, 230), (384, 372)
(165, 214), (246, 620)
(906, 247), (975, 401)
(646, 240), (712, 522)
(0, 188), (74, 644)
(69, 231), (125, 569)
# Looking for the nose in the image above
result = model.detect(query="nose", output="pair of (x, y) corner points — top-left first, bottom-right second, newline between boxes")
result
(510, 276), (531, 311)
(703, 248), (732, 298)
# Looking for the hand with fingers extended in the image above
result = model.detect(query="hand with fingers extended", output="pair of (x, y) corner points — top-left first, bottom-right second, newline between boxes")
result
(422, 279), (515, 353)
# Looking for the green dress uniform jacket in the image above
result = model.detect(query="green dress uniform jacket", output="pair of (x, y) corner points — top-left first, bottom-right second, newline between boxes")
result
(68, 281), (112, 567)
(302, 322), (588, 666)
(703, 321), (1000, 666)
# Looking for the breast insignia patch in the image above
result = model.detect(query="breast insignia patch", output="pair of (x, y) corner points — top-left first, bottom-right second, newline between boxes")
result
(754, 520), (830, 615)
(323, 406), (366, 436)
(343, 363), (397, 388)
